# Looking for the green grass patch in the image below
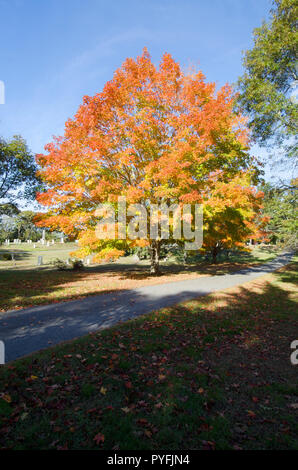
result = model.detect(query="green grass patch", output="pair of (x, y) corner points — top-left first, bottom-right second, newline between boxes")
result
(0, 262), (297, 450)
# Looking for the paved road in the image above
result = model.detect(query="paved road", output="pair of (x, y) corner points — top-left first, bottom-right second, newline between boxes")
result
(0, 252), (294, 362)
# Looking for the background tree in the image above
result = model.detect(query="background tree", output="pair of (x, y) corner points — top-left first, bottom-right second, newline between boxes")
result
(0, 135), (40, 213)
(14, 211), (41, 241)
(36, 50), (263, 274)
(0, 202), (19, 217)
(261, 179), (297, 247)
(202, 174), (267, 263)
(0, 215), (17, 243)
(0, 210), (42, 243)
(237, 0), (298, 171)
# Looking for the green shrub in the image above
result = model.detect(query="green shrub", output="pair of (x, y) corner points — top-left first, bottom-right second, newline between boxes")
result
(71, 259), (84, 271)
(0, 253), (12, 261)
(52, 258), (68, 270)
(52, 258), (84, 271)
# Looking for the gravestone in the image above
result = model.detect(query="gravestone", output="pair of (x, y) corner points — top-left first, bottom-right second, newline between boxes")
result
(37, 256), (43, 266)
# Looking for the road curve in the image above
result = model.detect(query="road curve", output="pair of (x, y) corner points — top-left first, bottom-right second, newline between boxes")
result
(0, 251), (294, 362)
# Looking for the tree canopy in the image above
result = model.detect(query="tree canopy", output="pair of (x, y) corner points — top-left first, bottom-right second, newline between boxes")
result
(237, 0), (298, 168)
(261, 179), (297, 247)
(0, 135), (40, 212)
(36, 50), (265, 273)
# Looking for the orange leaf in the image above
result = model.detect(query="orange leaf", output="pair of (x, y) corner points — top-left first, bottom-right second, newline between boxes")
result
(93, 433), (105, 445)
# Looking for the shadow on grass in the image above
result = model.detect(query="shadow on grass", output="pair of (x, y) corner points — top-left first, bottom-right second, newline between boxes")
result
(0, 251), (291, 314)
(0, 264), (297, 449)
(1, 259), (297, 363)
(0, 249), (32, 261)
(0, 259), (262, 312)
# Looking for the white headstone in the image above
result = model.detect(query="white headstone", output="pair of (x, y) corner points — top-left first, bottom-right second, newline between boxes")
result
(61, 237), (64, 243)
(0, 340), (4, 365)
(37, 256), (43, 266)
(47, 241), (50, 247)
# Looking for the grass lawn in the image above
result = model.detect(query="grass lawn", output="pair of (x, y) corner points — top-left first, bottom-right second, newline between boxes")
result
(0, 261), (297, 450)
(0, 244), (279, 312)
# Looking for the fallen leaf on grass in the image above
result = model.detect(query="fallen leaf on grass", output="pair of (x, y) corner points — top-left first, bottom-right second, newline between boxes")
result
(121, 407), (131, 413)
(93, 433), (105, 445)
(2, 394), (12, 403)
(155, 402), (163, 409)
(289, 403), (298, 409)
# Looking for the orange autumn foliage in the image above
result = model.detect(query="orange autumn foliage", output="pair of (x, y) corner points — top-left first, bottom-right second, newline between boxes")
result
(35, 49), (265, 267)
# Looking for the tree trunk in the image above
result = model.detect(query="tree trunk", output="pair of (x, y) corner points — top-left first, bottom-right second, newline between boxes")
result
(150, 240), (161, 275)
(211, 246), (218, 264)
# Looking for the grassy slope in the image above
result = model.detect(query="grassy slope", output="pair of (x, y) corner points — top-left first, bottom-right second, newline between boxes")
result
(0, 261), (297, 450)
(0, 245), (279, 312)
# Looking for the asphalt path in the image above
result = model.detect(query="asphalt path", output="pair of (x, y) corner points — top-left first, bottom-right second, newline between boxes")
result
(0, 251), (293, 362)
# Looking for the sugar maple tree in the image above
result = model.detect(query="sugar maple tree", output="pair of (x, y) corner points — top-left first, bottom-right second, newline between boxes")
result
(36, 49), (265, 273)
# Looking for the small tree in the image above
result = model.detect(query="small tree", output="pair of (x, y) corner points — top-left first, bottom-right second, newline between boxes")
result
(202, 174), (267, 263)
(261, 180), (298, 248)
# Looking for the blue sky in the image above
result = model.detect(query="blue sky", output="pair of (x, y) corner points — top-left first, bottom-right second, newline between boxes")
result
(0, 0), (274, 173)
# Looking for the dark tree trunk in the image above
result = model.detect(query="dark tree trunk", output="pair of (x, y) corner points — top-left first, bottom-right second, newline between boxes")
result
(211, 245), (218, 264)
(150, 240), (161, 275)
